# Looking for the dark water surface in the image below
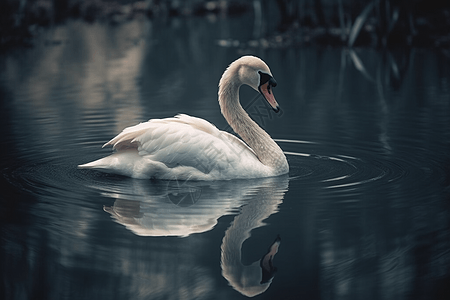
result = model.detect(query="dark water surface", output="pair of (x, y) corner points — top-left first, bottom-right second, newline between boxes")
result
(1, 18), (450, 300)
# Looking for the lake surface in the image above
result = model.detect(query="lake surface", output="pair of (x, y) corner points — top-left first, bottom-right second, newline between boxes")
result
(1, 17), (450, 300)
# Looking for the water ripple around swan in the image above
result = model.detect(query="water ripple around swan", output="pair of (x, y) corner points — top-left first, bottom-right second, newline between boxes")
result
(275, 137), (440, 201)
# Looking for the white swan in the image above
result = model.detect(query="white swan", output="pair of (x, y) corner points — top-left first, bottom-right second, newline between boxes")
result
(79, 56), (289, 180)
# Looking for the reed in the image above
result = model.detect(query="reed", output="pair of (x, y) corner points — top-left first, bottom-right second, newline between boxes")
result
(275, 0), (450, 47)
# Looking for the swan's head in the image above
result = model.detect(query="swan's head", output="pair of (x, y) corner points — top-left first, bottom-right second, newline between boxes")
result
(219, 56), (280, 112)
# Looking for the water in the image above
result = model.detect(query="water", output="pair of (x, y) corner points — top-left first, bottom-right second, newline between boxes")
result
(1, 18), (450, 300)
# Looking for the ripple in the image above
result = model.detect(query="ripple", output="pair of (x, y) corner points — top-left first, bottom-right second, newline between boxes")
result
(279, 139), (411, 192)
(2, 134), (445, 209)
(2, 157), (112, 206)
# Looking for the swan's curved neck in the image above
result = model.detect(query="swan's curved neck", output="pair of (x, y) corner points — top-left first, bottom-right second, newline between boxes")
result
(218, 78), (287, 171)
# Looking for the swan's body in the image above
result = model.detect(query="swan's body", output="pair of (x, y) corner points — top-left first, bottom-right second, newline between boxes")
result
(79, 56), (289, 180)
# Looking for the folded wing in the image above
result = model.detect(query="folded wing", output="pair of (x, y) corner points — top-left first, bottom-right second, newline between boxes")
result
(101, 114), (259, 177)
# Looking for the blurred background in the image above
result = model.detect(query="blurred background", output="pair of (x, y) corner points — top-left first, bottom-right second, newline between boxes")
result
(1, 1), (450, 300)
(1, 0), (450, 48)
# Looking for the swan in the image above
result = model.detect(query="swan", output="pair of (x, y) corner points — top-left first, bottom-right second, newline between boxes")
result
(79, 56), (289, 180)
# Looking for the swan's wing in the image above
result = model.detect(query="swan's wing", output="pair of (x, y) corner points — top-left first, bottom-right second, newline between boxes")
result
(104, 114), (221, 149)
(103, 114), (259, 174)
(215, 130), (258, 158)
(103, 121), (153, 150)
(164, 114), (258, 158)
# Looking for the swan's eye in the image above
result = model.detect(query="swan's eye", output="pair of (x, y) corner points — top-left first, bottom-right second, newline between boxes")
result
(259, 71), (277, 88)
(258, 71), (272, 86)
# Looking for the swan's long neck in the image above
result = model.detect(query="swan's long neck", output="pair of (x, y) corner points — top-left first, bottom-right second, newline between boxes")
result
(218, 73), (287, 172)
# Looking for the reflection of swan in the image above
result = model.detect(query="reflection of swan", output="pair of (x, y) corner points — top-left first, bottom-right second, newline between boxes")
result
(79, 56), (289, 180)
(221, 176), (288, 297)
(102, 176), (288, 237)
(102, 178), (240, 237)
(101, 175), (288, 297)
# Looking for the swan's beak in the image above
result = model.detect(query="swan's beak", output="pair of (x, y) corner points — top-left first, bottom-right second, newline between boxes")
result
(259, 82), (280, 113)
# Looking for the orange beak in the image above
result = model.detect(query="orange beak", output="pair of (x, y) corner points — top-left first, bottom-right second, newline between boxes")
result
(259, 82), (280, 112)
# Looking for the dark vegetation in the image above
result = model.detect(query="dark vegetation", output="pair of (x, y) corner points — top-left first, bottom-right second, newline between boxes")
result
(1, 0), (449, 49)
(275, 0), (450, 47)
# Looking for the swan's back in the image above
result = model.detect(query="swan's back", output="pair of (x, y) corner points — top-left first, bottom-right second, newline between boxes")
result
(80, 114), (269, 180)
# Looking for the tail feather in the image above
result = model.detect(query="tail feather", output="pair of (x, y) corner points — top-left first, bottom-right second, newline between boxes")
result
(78, 156), (116, 170)
(78, 149), (148, 178)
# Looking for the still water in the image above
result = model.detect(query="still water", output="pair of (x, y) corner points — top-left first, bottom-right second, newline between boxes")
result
(1, 17), (450, 300)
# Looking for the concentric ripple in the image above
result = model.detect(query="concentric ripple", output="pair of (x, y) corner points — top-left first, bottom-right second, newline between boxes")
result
(275, 138), (411, 193)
